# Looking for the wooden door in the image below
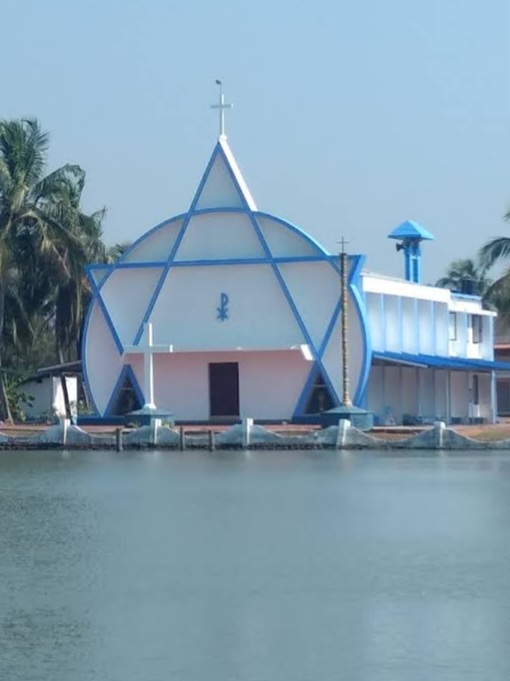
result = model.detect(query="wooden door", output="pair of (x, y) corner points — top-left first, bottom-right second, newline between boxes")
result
(209, 362), (240, 418)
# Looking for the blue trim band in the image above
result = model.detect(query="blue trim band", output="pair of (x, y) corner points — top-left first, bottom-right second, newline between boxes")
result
(171, 255), (328, 267)
(190, 206), (249, 216)
(97, 261), (169, 270)
(91, 256), (332, 279)
(374, 350), (510, 372)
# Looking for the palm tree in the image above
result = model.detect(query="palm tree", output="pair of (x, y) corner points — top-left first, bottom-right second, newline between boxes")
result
(46, 171), (107, 363)
(0, 118), (100, 421)
(435, 258), (490, 296)
(478, 208), (510, 325)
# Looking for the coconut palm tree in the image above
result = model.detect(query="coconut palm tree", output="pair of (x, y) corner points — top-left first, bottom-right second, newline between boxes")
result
(477, 208), (510, 324)
(0, 118), (102, 421)
(46, 171), (107, 363)
(435, 258), (490, 296)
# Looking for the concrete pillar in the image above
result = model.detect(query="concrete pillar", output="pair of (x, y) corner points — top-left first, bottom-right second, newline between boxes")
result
(434, 421), (445, 449)
(59, 417), (70, 446)
(151, 418), (161, 446)
(116, 428), (123, 452)
(242, 418), (253, 448)
(336, 419), (350, 448)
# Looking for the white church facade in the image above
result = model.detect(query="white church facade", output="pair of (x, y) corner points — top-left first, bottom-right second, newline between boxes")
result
(82, 112), (508, 426)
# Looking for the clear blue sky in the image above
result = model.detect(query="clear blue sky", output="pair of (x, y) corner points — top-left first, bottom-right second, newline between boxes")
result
(2, 0), (509, 282)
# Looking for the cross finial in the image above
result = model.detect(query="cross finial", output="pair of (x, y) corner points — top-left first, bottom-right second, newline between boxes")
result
(338, 237), (349, 254)
(210, 79), (233, 139)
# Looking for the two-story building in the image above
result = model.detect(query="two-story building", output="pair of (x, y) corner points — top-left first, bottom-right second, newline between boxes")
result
(364, 274), (500, 425)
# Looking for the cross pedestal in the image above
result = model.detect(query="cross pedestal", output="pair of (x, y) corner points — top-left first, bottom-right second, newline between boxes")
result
(321, 405), (373, 431)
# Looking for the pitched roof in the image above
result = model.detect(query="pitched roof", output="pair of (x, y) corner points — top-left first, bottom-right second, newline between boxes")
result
(388, 220), (435, 241)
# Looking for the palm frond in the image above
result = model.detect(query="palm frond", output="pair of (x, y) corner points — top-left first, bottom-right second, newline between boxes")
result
(435, 257), (490, 295)
(479, 237), (510, 269)
(0, 119), (48, 193)
(31, 164), (83, 204)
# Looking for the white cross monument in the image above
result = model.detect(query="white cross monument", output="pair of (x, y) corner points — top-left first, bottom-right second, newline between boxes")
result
(123, 322), (173, 410)
(210, 79), (233, 139)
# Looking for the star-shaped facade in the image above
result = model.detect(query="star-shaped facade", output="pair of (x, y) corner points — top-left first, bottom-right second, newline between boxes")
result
(82, 137), (370, 421)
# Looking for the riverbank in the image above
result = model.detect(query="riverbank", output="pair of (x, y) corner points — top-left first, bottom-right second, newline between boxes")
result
(1, 419), (510, 450)
(1, 421), (510, 441)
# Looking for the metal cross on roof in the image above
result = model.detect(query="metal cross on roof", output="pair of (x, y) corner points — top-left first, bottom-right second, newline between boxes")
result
(338, 237), (349, 254)
(210, 79), (233, 139)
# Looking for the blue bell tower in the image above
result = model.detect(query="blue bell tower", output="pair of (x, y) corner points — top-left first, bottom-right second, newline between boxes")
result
(388, 220), (435, 283)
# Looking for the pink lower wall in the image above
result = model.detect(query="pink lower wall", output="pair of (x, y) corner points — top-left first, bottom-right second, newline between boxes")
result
(129, 350), (311, 421)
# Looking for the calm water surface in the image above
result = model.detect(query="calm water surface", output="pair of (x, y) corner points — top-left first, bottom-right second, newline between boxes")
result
(1, 449), (510, 680)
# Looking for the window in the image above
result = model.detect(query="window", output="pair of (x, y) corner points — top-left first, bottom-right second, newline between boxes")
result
(449, 312), (457, 341)
(471, 315), (483, 344)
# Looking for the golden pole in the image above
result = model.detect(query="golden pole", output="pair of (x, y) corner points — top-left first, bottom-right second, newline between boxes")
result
(339, 238), (352, 406)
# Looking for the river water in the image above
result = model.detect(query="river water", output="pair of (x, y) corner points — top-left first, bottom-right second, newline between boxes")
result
(1, 449), (510, 680)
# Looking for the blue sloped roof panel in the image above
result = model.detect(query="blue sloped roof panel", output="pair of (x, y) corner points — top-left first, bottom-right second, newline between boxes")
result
(388, 220), (435, 241)
(373, 351), (510, 372)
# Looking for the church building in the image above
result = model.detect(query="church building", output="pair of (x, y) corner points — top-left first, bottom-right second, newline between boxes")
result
(82, 92), (508, 425)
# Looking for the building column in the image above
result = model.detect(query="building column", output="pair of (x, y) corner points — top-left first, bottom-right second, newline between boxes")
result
(381, 364), (386, 420)
(415, 367), (419, 417)
(491, 370), (497, 424)
(432, 369), (436, 419)
(399, 364), (403, 424)
(468, 372), (473, 423)
(446, 370), (451, 425)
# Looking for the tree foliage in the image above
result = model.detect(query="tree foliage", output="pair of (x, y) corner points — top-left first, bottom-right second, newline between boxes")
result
(437, 207), (510, 328)
(0, 118), (107, 421)
(435, 258), (490, 296)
